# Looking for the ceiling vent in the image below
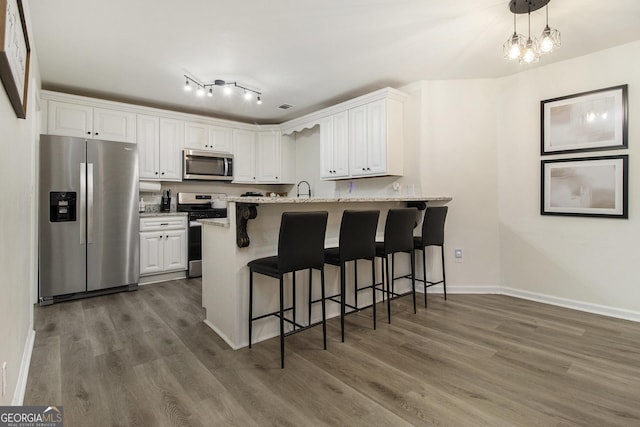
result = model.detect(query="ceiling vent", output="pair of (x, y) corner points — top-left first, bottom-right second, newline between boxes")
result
(277, 104), (294, 110)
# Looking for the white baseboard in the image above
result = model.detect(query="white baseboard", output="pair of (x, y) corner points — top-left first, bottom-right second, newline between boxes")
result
(202, 319), (243, 350)
(139, 270), (187, 285)
(12, 329), (35, 405)
(501, 287), (640, 323)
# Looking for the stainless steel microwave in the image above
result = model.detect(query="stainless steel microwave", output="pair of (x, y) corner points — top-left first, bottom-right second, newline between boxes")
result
(183, 149), (234, 181)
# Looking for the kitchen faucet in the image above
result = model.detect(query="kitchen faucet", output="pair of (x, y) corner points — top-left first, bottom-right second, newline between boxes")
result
(297, 180), (311, 198)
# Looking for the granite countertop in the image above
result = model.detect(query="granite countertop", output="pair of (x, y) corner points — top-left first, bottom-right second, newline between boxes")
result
(139, 211), (188, 217)
(198, 218), (229, 227)
(225, 195), (452, 204)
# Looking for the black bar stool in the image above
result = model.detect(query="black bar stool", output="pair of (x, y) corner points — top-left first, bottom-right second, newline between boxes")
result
(310, 210), (380, 342)
(414, 206), (448, 307)
(375, 208), (417, 323)
(248, 211), (329, 368)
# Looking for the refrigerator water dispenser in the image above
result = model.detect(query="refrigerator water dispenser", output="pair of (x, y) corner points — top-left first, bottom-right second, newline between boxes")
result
(49, 191), (76, 222)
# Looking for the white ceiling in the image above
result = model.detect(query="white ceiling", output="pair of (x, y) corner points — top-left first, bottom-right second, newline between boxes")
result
(28, 0), (640, 124)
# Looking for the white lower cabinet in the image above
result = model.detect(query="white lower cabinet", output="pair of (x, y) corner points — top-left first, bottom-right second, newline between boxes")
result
(140, 216), (187, 276)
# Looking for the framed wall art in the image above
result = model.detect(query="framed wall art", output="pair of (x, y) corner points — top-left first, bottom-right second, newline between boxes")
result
(541, 155), (628, 219)
(541, 85), (628, 155)
(0, 0), (31, 119)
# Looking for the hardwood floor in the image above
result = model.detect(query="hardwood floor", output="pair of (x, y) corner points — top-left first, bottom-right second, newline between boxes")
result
(25, 279), (640, 426)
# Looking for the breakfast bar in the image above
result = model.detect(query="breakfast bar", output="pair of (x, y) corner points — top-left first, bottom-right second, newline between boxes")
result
(200, 195), (451, 349)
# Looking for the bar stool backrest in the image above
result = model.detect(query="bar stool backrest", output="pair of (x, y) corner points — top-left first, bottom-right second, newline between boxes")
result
(278, 211), (329, 274)
(339, 210), (380, 262)
(420, 206), (448, 247)
(384, 208), (417, 254)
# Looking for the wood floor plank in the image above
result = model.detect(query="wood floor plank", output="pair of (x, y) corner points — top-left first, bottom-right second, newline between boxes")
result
(25, 279), (640, 426)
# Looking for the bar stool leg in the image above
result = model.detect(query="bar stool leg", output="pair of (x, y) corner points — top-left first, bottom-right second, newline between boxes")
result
(321, 267), (327, 350)
(441, 245), (447, 300)
(371, 258), (376, 330)
(385, 255), (391, 324)
(292, 272), (297, 331)
(354, 261), (358, 309)
(422, 248), (427, 307)
(340, 261), (346, 342)
(411, 249), (416, 314)
(307, 268), (312, 326)
(279, 276), (285, 369)
(249, 269), (253, 348)
(391, 253), (396, 296)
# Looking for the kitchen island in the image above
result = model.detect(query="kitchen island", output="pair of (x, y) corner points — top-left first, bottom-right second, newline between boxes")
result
(200, 195), (452, 349)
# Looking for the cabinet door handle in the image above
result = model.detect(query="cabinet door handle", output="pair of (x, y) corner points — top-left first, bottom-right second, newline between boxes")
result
(155, 171), (159, 175)
(165, 235), (168, 239)
(160, 223), (169, 226)
(362, 168), (366, 171)
(95, 132), (99, 136)
(87, 131), (91, 135)
(366, 167), (371, 171)
(161, 172), (165, 175)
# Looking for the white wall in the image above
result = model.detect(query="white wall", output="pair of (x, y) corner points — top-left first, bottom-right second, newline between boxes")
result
(497, 40), (640, 316)
(403, 80), (502, 291)
(0, 0), (40, 404)
(292, 80), (502, 293)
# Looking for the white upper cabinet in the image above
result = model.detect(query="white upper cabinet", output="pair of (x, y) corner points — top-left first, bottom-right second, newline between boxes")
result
(137, 115), (160, 179)
(159, 118), (185, 180)
(47, 101), (92, 138)
(232, 129), (257, 183)
(320, 111), (349, 179)
(184, 121), (208, 149)
(349, 99), (388, 177)
(256, 131), (281, 183)
(184, 121), (232, 153)
(232, 129), (295, 184)
(48, 100), (136, 143)
(285, 87), (406, 180)
(209, 126), (233, 153)
(137, 115), (184, 181)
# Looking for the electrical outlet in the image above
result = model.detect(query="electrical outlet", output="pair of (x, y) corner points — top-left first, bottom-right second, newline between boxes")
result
(454, 249), (463, 263)
(2, 361), (6, 397)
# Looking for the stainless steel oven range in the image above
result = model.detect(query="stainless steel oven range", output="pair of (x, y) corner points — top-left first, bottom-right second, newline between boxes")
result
(177, 192), (227, 278)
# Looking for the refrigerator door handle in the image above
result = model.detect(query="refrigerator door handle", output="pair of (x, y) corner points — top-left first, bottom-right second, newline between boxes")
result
(80, 162), (86, 244)
(87, 163), (94, 244)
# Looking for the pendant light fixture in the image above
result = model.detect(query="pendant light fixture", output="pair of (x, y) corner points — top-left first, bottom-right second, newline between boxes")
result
(502, 12), (525, 60)
(539, 4), (561, 54)
(182, 75), (263, 105)
(503, 0), (561, 64)
(521, 10), (539, 64)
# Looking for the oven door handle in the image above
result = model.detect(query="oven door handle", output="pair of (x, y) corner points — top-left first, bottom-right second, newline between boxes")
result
(189, 221), (203, 227)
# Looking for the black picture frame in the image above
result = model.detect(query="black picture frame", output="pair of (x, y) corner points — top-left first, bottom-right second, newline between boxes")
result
(0, 0), (30, 119)
(541, 155), (628, 219)
(541, 85), (628, 155)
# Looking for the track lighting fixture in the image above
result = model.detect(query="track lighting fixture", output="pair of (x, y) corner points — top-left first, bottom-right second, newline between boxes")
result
(503, 0), (560, 64)
(182, 75), (263, 105)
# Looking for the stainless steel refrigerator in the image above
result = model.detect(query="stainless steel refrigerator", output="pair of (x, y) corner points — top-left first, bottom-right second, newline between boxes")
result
(39, 135), (139, 304)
